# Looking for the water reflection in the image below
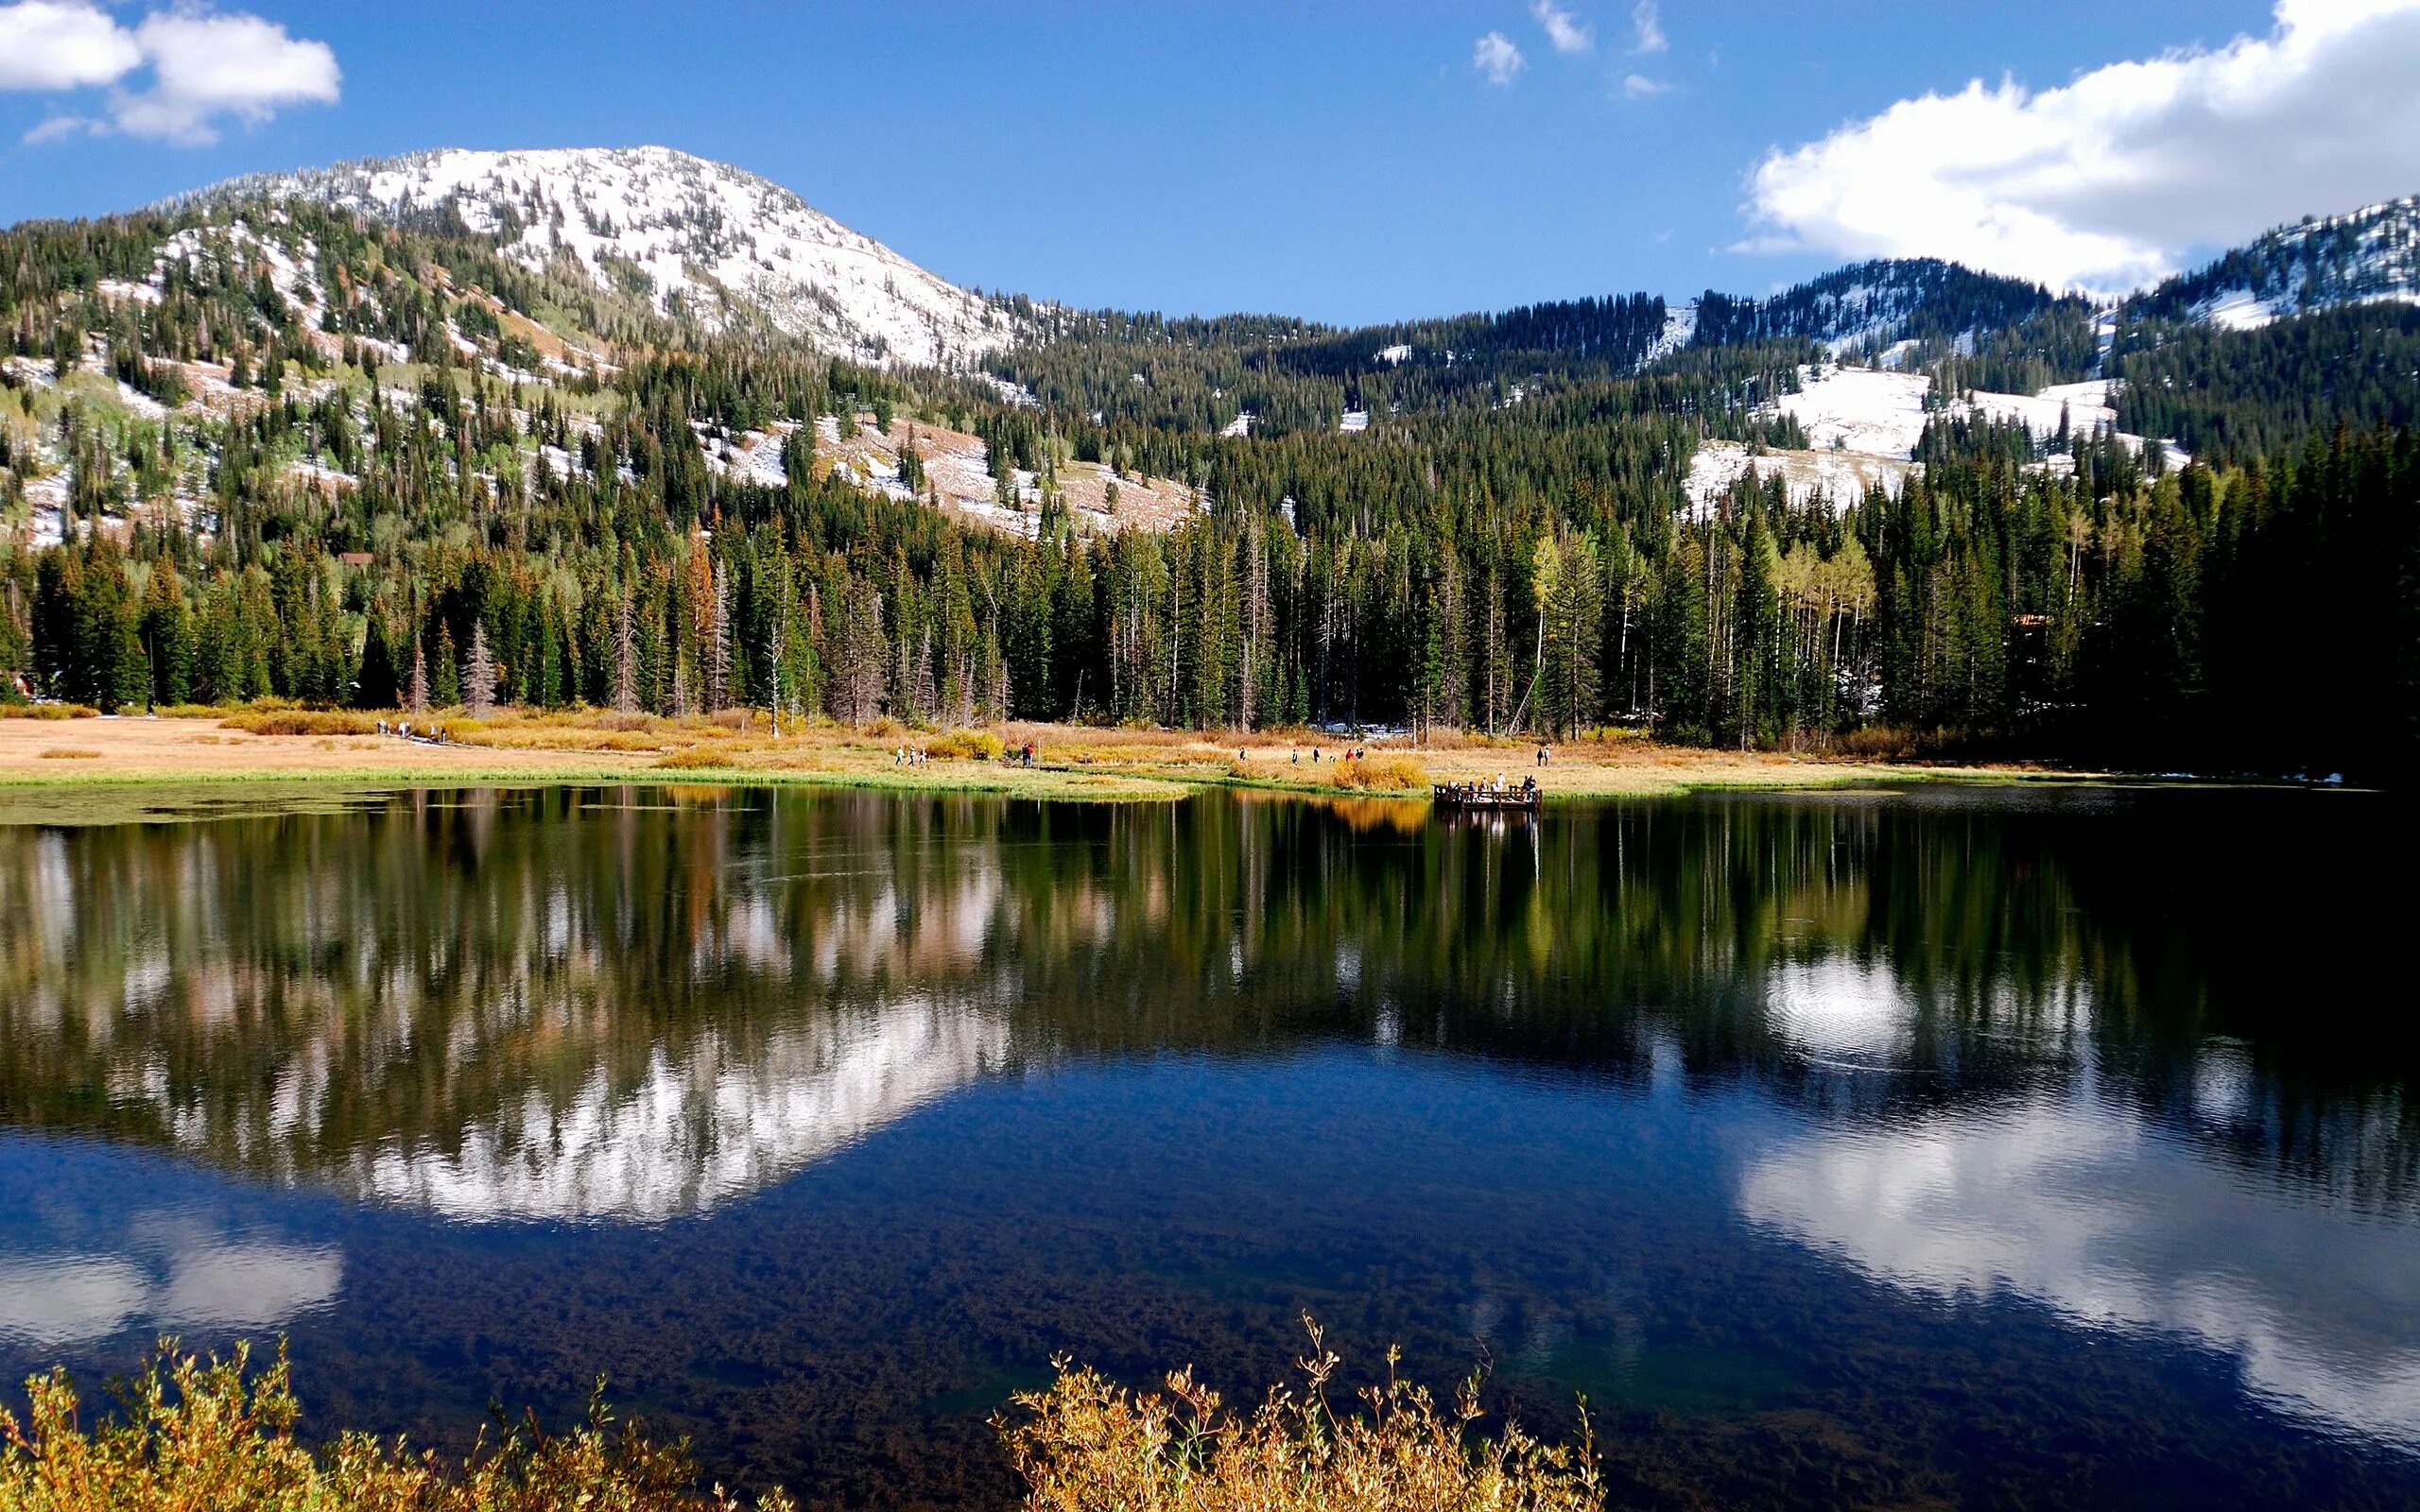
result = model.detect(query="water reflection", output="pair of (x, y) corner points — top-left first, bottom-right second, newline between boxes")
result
(0, 782), (2413, 1503)
(0, 1215), (340, 1349)
(354, 1002), (1014, 1222)
(1740, 956), (2420, 1449)
(0, 787), (2411, 1217)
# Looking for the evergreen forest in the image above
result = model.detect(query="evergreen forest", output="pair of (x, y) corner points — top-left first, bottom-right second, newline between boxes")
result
(4, 192), (2415, 780)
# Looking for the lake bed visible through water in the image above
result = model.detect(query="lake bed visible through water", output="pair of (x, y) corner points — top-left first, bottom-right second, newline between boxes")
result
(0, 783), (2413, 1509)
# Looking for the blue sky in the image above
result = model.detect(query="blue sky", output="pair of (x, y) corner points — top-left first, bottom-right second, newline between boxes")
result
(7, 1), (2417, 325)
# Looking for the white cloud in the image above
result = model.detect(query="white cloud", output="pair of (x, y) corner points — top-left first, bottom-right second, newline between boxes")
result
(2, 1), (338, 146)
(1630, 0), (1667, 55)
(113, 9), (340, 144)
(0, 1), (141, 90)
(1473, 30), (1526, 86)
(22, 112), (96, 144)
(1620, 72), (1671, 100)
(1531, 0), (1594, 55)
(1741, 0), (2420, 291)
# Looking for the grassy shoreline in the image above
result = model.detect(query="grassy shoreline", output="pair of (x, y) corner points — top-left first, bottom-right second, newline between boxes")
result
(0, 707), (2099, 822)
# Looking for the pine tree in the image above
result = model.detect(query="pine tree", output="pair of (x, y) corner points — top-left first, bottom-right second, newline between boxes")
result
(138, 561), (192, 709)
(828, 577), (890, 725)
(407, 637), (429, 715)
(708, 562), (732, 713)
(982, 629), (1011, 723)
(1539, 535), (1604, 739)
(355, 614), (397, 710)
(464, 622), (498, 719)
(614, 599), (637, 715)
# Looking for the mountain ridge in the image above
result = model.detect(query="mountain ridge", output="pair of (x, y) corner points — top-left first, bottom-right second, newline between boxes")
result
(184, 146), (1023, 370)
(130, 144), (2420, 380)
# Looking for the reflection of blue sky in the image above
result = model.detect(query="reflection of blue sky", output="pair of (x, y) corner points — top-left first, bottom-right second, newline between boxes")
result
(0, 1208), (341, 1350)
(1740, 961), (2420, 1452)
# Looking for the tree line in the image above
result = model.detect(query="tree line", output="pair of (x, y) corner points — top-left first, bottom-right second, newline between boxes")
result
(5, 195), (2416, 781)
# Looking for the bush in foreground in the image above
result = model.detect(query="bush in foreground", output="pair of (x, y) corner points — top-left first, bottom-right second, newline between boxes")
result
(1002, 1320), (1601, 1512)
(0, 1339), (792, 1512)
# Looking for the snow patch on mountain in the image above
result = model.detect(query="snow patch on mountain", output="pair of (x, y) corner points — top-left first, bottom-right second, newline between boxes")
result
(1965, 379), (2115, 439)
(1772, 366), (2178, 463)
(2193, 288), (2283, 331)
(207, 146), (1020, 369)
(2139, 194), (2420, 331)
(1643, 300), (1697, 364)
(1772, 368), (1931, 455)
(1689, 367), (2187, 513)
(1685, 441), (1910, 515)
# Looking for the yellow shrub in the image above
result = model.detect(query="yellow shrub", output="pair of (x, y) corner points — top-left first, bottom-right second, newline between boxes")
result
(927, 728), (1007, 761)
(0, 1340), (792, 1512)
(221, 709), (378, 736)
(0, 703), (97, 720)
(1003, 1320), (1599, 1512)
(36, 747), (100, 760)
(1332, 754), (1426, 791)
(654, 747), (737, 770)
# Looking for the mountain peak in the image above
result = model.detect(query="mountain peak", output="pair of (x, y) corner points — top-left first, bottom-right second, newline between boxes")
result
(197, 146), (1018, 369)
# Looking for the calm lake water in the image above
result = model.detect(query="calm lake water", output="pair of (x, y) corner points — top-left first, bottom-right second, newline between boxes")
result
(1, 782), (2415, 1509)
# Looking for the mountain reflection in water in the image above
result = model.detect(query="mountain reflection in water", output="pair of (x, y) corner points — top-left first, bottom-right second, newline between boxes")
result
(0, 783), (2412, 1509)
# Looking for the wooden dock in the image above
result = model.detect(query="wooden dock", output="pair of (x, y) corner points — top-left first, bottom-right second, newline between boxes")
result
(1431, 783), (1542, 813)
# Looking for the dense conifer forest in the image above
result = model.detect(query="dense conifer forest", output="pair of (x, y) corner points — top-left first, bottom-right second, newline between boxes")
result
(3, 193), (2415, 780)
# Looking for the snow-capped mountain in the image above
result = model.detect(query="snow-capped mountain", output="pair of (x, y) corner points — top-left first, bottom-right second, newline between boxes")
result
(197, 146), (1020, 369)
(2130, 196), (2420, 330)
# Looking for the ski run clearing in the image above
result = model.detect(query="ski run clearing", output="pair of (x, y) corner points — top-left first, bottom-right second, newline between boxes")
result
(1685, 365), (2189, 513)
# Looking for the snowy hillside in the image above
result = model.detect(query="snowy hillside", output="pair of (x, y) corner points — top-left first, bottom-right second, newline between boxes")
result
(2131, 196), (2420, 331)
(1686, 366), (2187, 512)
(199, 146), (1020, 369)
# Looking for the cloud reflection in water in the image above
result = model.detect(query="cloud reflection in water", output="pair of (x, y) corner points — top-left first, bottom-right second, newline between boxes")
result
(1741, 961), (2420, 1451)
(0, 1220), (342, 1349)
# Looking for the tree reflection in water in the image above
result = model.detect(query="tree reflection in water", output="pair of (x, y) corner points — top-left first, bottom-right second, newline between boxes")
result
(0, 783), (2412, 1509)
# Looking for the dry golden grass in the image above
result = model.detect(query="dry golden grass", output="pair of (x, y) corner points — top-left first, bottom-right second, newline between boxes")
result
(0, 703), (96, 720)
(0, 714), (656, 783)
(0, 706), (2058, 799)
(654, 747), (737, 771)
(221, 709), (379, 736)
(0, 1339), (793, 1512)
(35, 747), (100, 760)
(1003, 1319), (1600, 1512)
